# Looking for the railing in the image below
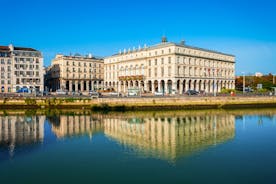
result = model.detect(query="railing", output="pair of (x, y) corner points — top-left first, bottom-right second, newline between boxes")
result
(118, 75), (144, 81)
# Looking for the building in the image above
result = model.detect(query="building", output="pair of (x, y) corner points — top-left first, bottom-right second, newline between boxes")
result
(104, 37), (235, 94)
(0, 44), (44, 93)
(45, 54), (104, 93)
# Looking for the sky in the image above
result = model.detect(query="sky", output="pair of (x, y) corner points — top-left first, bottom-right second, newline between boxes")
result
(1, 0), (276, 75)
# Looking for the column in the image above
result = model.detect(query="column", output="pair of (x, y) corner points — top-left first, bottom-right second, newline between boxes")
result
(80, 81), (84, 92)
(218, 82), (221, 93)
(96, 81), (99, 90)
(179, 80), (183, 94)
(152, 82), (155, 93)
(91, 81), (94, 91)
(196, 81), (199, 91)
(123, 81), (126, 93)
(158, 81), (161, 92)
(144, 81), (148, 92)
(190, 81), (194, 91)
(210, 81), (213, 93)
(164, 81), (168, 94)
(117, 82), (120, 92)
(86, 81), (89, 92)
(185, 82), (189, 92)
(69, 80), (72, 92)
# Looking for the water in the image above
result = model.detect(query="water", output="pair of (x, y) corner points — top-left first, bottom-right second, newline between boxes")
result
(0, 109), (276, 184)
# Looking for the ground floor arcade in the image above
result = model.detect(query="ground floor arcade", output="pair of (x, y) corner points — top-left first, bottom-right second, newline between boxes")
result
(47, 79), (103, 92)
(105, 78), (235, 94)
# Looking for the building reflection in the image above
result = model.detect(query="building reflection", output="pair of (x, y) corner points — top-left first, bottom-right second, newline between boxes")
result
(0, 116), (45, 156)
(50, 115), (104, 139)
(104, 114), (235, 161)
(49, 113), (235, 161)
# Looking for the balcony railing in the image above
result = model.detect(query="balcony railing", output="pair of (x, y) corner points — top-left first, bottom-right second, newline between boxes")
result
(118, 75), (144, 81)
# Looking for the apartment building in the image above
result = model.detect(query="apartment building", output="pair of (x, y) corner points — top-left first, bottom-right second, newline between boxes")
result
(45, 54), (104, 92)
(0, 44), (44, 93)
(104, 37), (235, 94)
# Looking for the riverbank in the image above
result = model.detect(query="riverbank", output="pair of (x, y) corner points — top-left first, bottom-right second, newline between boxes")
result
(0, 96), (276, 111)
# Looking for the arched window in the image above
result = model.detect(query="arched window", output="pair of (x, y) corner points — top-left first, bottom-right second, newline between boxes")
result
(135, 65), (139, 75)
(125, 66), (129, 76)
(130, 65), (133, 75)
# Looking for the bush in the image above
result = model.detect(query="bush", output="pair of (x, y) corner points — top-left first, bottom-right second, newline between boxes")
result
(25, 98), (37, 105)
(220, 89), (236, 94)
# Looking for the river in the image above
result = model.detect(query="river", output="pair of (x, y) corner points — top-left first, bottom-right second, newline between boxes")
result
(0, 109), (276, 183)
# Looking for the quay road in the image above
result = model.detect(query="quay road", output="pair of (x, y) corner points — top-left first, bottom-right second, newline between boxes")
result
(0, 92), (275, 100)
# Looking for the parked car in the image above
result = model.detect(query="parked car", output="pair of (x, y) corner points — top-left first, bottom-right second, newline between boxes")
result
(16, 87), (30, 93)
(43, 91), (50, 96)
(56, 89), (68, 95)
(109, 92), (122, 97)
(185, 90), (199, 95)
(90, 91), (102, 98)
(154, 91), (164, 96)
(72, 91), (82, 96)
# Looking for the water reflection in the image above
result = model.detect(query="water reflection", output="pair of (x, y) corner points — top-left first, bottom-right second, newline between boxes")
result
(103, 114), (235, 161)
(3, 110), (276, 162)
(0, 116), (45, 157)
(0, 112), (235, 161)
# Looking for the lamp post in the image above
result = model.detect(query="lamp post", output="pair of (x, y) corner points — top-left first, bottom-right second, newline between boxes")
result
(213, 68), (216, 97)
(242, 72), (245, 94)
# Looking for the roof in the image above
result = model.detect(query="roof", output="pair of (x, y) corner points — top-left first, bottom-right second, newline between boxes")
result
(0, 45), (38, 52)
(107, 41), (235, 58)
(14, 47), (37, 51)
(0, 46), (9, 51)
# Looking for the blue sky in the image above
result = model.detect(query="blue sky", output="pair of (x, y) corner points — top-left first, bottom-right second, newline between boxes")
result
(1, 0), (276, 75)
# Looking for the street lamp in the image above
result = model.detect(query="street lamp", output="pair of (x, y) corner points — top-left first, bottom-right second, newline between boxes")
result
(242, 72), (245, 94)
(213, 68), (216, 97)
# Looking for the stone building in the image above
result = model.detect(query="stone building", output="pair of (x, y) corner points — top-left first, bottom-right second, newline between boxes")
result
(45, 54), (104, 93)
(104, 37), (235, 94)
(0, 44), (44, 93)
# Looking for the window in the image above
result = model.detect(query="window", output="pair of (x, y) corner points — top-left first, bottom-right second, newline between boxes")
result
(168, 66), (171, 76)
(161, 58), (164, 64)
(155, 59), (157, 65)
(154, 68), (157, 77)
(148, 69), (151, 77)
(161, 67), (164, 77)
(168, 57), (171, 64)
(149, 60), (151, 66)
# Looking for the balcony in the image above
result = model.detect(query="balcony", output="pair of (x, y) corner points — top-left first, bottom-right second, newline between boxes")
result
(118, 75), (145, 81)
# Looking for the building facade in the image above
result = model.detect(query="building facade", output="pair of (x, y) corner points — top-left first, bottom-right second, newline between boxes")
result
(45, 54), (104, 93)
(104, 38), (235, 94)
(0, 44), (44, 93)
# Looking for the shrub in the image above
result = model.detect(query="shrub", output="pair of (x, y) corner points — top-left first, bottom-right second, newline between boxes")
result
(25, 98), (37, 105)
